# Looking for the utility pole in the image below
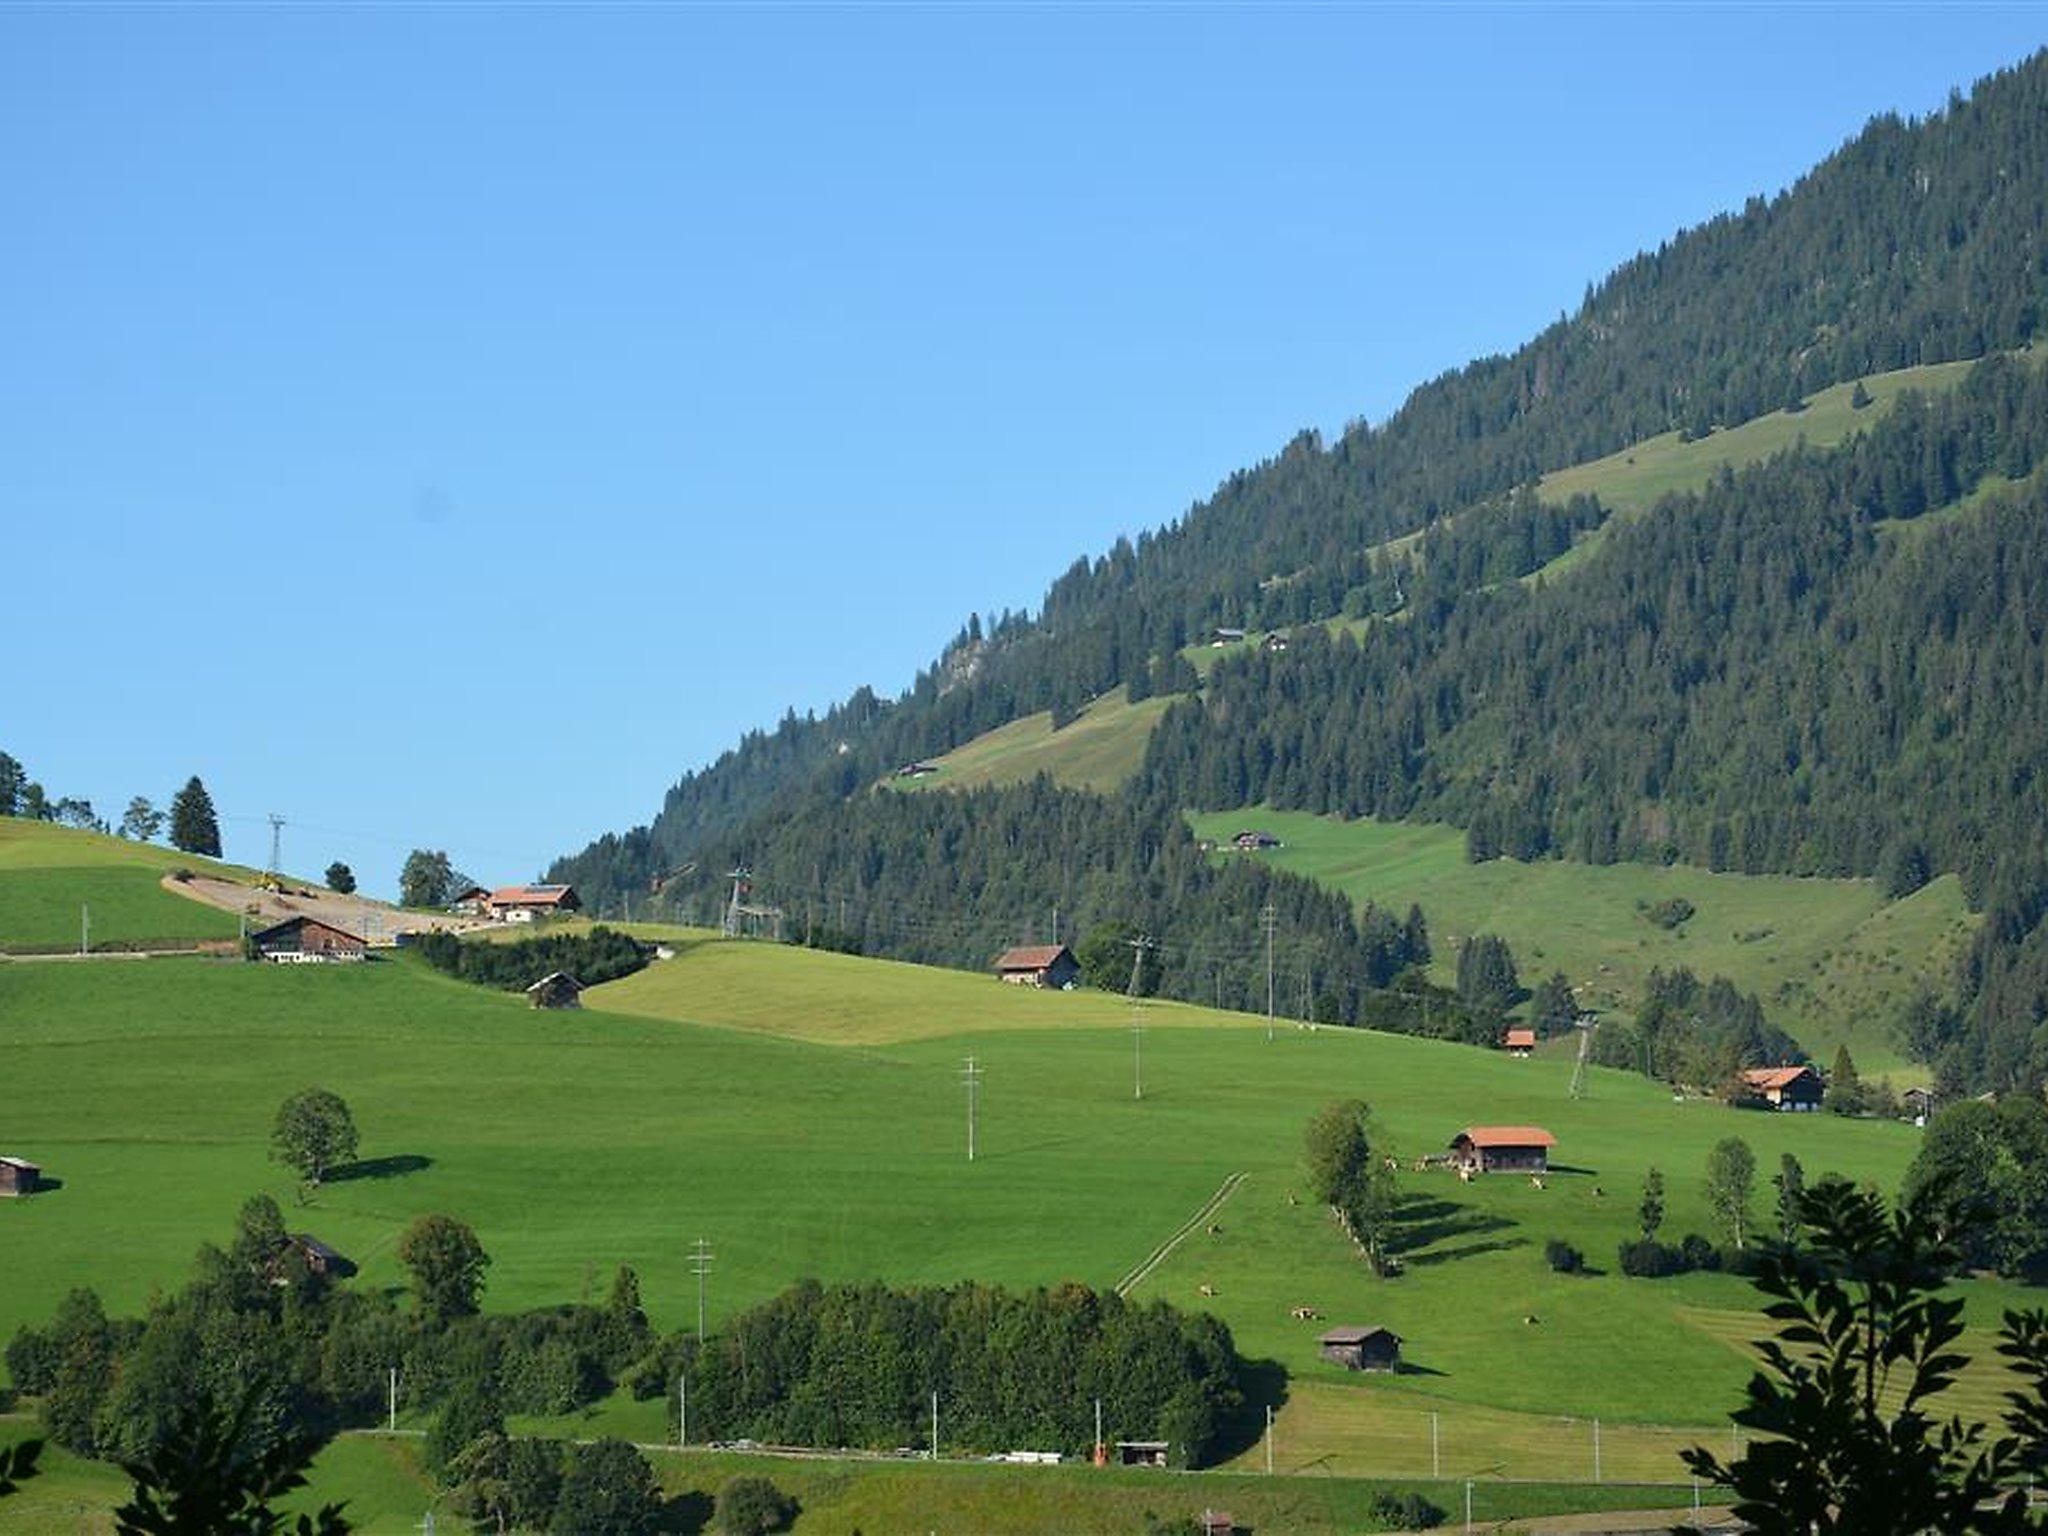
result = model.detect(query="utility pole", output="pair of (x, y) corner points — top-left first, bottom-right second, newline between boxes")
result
(689, 1237), (714, 1343)
(724, 867), (751, 938)
(1130, 1004), (1145, 1101)
(678, 1372), (687, 1449)
(931, 1390), (940, 1460)
(1051, 902), (1059, 947)
(1094, 1398), (1103, 1466)
(1262, 904), (1278, 1042)
(1465, 1479), (1474, 1534)
(1124, 933), (1155, 999)
(388, 1366), (398, 1432)
(1264, 1404), (1273, 1474)
(80, 903), (89, 956)
(1431, 1409), (1440, 1477)
(961, 1056), (983, 1161)
(1593, 1416), (1602, 1482)
(267, 813), (285, 878)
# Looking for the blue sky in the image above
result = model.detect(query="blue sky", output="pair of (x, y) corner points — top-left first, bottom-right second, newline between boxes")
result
(4, 4), (2043, 896)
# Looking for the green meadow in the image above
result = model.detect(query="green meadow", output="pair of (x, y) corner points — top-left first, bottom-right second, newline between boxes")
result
(0, 820), (245, 952)
(1187, 808), (1972, 1079)
(892, 685), (1176, 794)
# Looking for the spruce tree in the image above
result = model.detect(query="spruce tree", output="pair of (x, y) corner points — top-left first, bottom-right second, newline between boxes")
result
(167, 777), (221, 858)
(1830, 1046), (1865, 1115)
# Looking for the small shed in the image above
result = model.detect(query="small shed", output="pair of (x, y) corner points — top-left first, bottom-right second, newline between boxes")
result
(525, 971), (586, 1009)
(250, 916), (367, 963)
(0, 1156), (41, 1198)
(1502, 1027), (1537, 1057)
(272, 1234), (356, 1280)
(1199, 1511), (1236, 1536)
(1450, 1125), (1557, 1174)
(993, 944), (1080, 990)
(1210, 627), (1247, 647)
(1232, 830), (1281, 852)
(1741, 1065), (1824, 1112)
(1115, 1441), (1169, 1468)
(1318, 1324), (1402, 1372)
(1904, 1086), (1935, 1122)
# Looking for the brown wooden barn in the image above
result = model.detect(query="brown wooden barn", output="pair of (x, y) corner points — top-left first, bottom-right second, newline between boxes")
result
(250, 915), (367, 963)
(993, 944), (1080, 989)
(1449, 1125), (1557, 1174)
(525, 971), (586, 1009)
(0, 1156), (41, 1198)
(1318, 1324), (1402, 1371)
(271, 1234), (355, 1281)
(447, 885), (493, 916)
(1741, 1065), (1824, 1112)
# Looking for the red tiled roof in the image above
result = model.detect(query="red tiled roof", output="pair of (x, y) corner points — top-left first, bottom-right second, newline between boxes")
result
(1455, 1125), (1558, 1149)
(1742, 1066), (1818, 1090)
(1503, 1028), (1538, 1049)
(996, 945), (1071, 970)
(489, 884), (577, 907)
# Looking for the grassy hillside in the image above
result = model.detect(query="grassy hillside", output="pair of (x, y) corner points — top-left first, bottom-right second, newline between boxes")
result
(1536, 357), (1983, 516)
(1186, 810), (1973, 1079)
(891, 685), (1176, 794)
(0, 938), (1993, 1474)
(0, 818), (247, 952)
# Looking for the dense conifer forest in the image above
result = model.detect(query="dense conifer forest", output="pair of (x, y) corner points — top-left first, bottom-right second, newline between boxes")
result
(555, 53), (2048, 1095)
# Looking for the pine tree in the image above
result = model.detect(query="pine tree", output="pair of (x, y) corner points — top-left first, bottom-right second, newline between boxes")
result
(167, 777), (221, 858)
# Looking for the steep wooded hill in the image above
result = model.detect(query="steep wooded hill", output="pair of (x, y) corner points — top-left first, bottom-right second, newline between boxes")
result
(556, 52), (2048, 1094)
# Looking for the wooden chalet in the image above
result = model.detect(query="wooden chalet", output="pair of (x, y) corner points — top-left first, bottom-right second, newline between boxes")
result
(487, 883), (581, 923)
(1904, 1086), (1936, 1122)
(1231, 829), (1281, 852)
(251, 915), (367, 963)
(525, 971), (586, 1009)
(272, 1233), (355, 1280)
(1449, 1125), (1557, 1175)
(1741, 1065), (1824, 1112)
(894, 761), (942, 779)
(1115, 1441), (1170, 1467)
(1502, 1027), (1537, 1057)
(1210, 627), (1248, 647)
(0, 1156), (41, 1198)
(447, 885), (492, 917)
(993, 944), (1081, 990)
(1263, 631), (1291, 653)
(1318, 1324), (1401, 1372)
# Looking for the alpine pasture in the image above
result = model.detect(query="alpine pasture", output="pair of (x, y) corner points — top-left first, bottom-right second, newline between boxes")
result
(2, 837), (1995, 1513)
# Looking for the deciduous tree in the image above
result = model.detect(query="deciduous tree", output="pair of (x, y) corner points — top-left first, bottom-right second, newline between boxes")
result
(1706, 1136), (1757, 1249)
(269, 1089), (358, 1188)
(396, 1215), (489, 1323)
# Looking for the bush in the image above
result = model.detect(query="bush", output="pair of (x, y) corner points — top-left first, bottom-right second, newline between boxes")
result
(1369, 1490), (1446, 1529)
(1679, 1233), (1722, 1272)
(1618, 1238), (1684, 1278)
(717, 1474), (797, 1536)
(1644, 897), (1696, 930)
(1544, 1238), (1586, 1274)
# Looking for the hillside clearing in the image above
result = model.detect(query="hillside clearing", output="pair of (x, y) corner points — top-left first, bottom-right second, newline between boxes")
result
(1185, 809), (1971, 1079)
(889, 685), (1176, 794)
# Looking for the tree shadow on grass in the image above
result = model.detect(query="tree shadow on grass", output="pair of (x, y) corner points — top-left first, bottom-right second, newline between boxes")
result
(1210, 1356), (1289, 1464)
(325, 1154), (433, 1183)
(1386, 1195), (1514, 1259)
(20, 1175), (64, 1195)
(1404, 1237), (1528, 1268)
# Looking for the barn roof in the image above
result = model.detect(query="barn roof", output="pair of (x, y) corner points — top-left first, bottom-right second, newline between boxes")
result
(0, 1156), (39, 1173)
(524, 971), (585, 992)
(1742, 1065), (1819, 1090)
(995, 945), (1072, 970)
(1503, 1028), (1538, 1048)
(1319, 1324), (1399, 1345)
(1454, 1125), (1558, 1149)
(291, 1234), (347, 1263)
(250, 915), (365, 945)
(489, 884), (578, 906)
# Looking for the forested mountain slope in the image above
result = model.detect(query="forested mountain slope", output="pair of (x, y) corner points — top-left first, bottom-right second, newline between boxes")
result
(556, 53), (2048, 1095)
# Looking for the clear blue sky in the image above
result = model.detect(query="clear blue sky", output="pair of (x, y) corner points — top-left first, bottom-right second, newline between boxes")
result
(5, 4), (2043, 896)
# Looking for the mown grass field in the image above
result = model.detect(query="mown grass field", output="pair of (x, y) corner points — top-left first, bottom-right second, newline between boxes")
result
(1187, 809), (1972, 1079)
(891, 685), (1176, 794)
(0, 819), (246, 951)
